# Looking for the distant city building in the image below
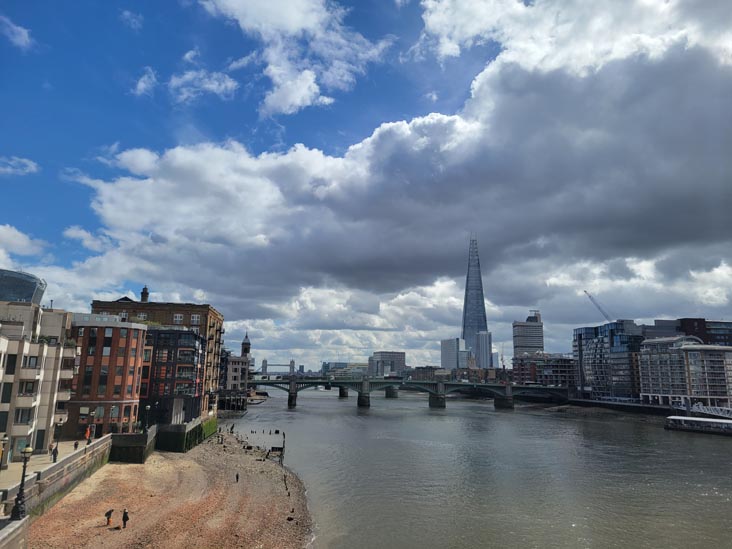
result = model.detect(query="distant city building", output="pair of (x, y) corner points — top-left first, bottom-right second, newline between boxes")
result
(640, 336), (732, 407)
(0, 269), (47, 305)
(0, 300), (76, 463)
(512, 310), (544, 359)
(368, 351), (406, 377)
(332, 365), (368, 379)
(458, 349), (473, 369)
(321, 362), (348, 376)
(512, 352), (576, 387)
(64, 314), (147, 439)
(440, 338), (465, 370)
(475, 331), (493, 369)
(260, 359), (296, 376)
(223, 333), (251, 392)
(461, 236), (488, 355)
(92, 287), (224, 415)
(676, 318), (732, 347)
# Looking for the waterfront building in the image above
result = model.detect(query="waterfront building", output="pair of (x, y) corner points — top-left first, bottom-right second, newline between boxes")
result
(440, 338), (465, 370)
(223, 334), (251, 391)
(475, 331), (493, 369)
(141, 327), (206, 423)
(676, 318), (732, 347)
(368, 351), (406, 377)
(0, 269), (47, 305)
(461, 236), (488, 355)
(0, 301), (77, 463)
(573, 320), (678, 400)
(512, 310), (544, 358)
(512, 352), (576, 387)
(639, 336), (732, 407)
(91, 287), (224, 415)
(63, 313), (146, 439)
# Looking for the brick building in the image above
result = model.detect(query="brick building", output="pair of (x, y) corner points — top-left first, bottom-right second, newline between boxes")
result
(63, 314), (147, 439)
(91, 286), (224, 415)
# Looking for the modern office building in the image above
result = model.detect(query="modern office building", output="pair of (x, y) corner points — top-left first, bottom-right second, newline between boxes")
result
(0, 269), (47, 305)
(0, 301), (77, 464)
(140, 327), (206, 423)
(676, 318), (732, 347)
(91, 286), (224, 415)
(639, 336), (732, 407)
(441, 338), (465, 370)
(461, 236), (488, 354)
(512, 310), (544, 358)
(475, 331), (493, 369)
(63, 314), (147, 439)
(368, 351), (406, 377)
(512, 352), (576, 387)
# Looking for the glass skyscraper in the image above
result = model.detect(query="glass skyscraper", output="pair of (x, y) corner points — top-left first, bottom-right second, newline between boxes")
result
(461, 236), (488, 354)
(0, 268), (47, 305)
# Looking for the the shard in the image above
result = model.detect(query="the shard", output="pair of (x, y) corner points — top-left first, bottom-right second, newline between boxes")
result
(461, 236), (488, 354)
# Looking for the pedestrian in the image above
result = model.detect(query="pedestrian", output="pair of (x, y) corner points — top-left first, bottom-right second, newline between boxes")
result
(104, 509), (114, 526)
(122, 508), (129, 529)
(236, 472), (239, 483)
(52, 445), (58, 463)
(87, 437), (92, 446)
(74, 440), (79, 451)
(48, 442), (54, 457)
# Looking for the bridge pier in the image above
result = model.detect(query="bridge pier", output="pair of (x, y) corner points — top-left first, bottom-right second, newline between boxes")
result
(339, 386), (349, 398)
(385, 386), (398, 399)
(429, 393), (446, 408)
(288, 379), (297, 409)
(357, 393), (370, 407)
(494, 384), (514, 409)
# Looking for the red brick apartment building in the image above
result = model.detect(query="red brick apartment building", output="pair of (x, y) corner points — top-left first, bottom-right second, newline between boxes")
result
(91, 286), (224, 415)
(62, 313), (147, 439)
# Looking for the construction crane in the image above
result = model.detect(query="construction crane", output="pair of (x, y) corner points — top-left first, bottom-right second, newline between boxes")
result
(584, 290), (613, 322)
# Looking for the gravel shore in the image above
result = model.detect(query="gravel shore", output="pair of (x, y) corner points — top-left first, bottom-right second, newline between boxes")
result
(28, 432), (312, 549)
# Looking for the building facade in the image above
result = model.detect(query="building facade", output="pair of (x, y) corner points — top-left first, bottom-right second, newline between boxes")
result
(639, 336), (732, 407)
(512, 352), (576, 387)
(63, 314), (147, 439)
(368, 351), (406, 377)
(440, 338), (465, 370)
(0, 301), (76, 463)
(512, 310), (544, 358)
(223, 334), (251, 391)
(475, 331), (493, 369)
(91, 286), (224, 415)
(461, 236), (488, 354)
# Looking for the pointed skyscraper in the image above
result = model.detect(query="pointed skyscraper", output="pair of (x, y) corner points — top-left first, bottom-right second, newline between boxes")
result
(461, 235), (488, 355)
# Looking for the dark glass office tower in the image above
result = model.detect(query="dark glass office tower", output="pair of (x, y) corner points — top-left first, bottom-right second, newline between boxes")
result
(461, 236), (488, 354)
(0, 268), (47, 305)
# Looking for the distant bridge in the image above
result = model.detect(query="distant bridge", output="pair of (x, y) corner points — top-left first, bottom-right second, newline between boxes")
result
(251, 378), (569, 409)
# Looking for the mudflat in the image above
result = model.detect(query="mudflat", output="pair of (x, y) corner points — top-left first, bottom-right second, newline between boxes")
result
(28, 432), (311, 549)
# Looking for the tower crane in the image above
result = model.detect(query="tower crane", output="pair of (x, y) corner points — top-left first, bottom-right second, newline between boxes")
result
(583, 290), (613, 323)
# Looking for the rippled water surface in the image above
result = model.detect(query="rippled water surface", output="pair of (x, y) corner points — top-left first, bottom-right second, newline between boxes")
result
(235, 390), (732, 549)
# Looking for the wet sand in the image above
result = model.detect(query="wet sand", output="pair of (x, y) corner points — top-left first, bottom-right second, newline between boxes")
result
(28, 432), (311, 549)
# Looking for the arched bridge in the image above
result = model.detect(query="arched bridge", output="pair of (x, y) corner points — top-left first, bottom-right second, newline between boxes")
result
(251, 378), (569, 409)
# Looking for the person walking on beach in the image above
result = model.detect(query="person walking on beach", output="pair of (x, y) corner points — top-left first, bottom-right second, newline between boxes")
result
(52, 445), (58, 463)
(74, 440), (79, 451)
(235, 472), (239, 483)
(122, 508), (129, 529)
(104, 509), (113, 526)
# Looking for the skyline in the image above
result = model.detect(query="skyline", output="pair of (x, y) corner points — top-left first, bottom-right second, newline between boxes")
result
(2, 1), (732, 367)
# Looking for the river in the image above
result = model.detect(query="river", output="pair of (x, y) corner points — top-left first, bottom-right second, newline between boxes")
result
(235, 389), (732, 549)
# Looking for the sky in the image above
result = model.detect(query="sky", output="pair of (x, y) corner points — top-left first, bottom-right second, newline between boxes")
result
(1, 1), (732, 369)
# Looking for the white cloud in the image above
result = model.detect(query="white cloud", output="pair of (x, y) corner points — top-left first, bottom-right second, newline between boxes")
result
(119, 10), (144, 31)
(182, 47), (200, 64)
(227, 52), (258, 71)
(200, 0), (391, 115)
(0, 15), (33, 50)
(0, 156), (39, 176)
(0, 225), (45, 256)
(168, 69), (239, 103)
(62, 226), (110, 253)
(131, 66), (157, 96)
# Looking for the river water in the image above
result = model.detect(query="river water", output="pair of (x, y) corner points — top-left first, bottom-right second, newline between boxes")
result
(235, 389), (732, 549)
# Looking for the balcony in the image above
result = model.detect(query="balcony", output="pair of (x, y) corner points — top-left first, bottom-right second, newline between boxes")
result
(18, 367), (41, 380)
(11, 423), (34, 437)
(15, 394), (38, 408)
(59, 367), (77, 380)
(57, 389), (72, 401)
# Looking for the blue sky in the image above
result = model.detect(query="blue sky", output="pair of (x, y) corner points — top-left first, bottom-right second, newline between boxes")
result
(2, 1), (732, 367)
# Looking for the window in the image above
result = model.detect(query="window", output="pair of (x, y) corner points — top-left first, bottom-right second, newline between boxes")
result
(25, 356), (38, 368)
(1, 383), (12, 403)
(128, 366), (135, 378)
(120, 328), (128, 338)
(143, 349), (151, 361)
(131, 348), (137, 357)
(89, 328), (97, 338)
(14, 408), (34, 424)
(103, 347), (111, 357)
(126, 384), (133, 396)
(0, 411), (7, 431)
(118, 347), (125, 356)
(191, 314), (200, 325)
(137, 313), (147, 321)
(88, 346), (96, 356)
(119, 312), (128, 321)
(113, 385), (121, 395)
(105, 327), (113, 337)
(5, 354), (16, 375)
(173, 314), (184, 325)
(110, 405), (119, 419)
(132, 330), (138, 339)
(98, 366), (108, 395)
(95, 405), (105, 419)
(116, 366), (123, 376)
(78, 327), (85, 337)
(142, 366), (150, 378)
(83, 366), (93, 395)
(18, 381), (36, 396)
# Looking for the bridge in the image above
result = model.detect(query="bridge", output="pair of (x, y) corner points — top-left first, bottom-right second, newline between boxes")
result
(251, 378), (569, 409)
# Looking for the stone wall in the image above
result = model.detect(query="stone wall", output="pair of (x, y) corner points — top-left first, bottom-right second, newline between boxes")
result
(109, 426), (157, 463)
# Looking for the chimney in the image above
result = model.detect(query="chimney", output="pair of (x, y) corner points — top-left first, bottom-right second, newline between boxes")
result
(141, 286), (149, 303)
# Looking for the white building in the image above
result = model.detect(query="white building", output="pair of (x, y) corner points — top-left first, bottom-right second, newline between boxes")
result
(0, 301), (78, 463)
(475, 331), (493, 369)
(368, 351), (406, 377)
(441, 338), (465, 370)
(224, 334), (251, 391)
(512, 310), (544, 358)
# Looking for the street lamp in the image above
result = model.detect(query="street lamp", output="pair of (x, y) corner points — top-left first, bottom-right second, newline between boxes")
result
(10, 446), (34, 520)
(1, 435), (8, 471)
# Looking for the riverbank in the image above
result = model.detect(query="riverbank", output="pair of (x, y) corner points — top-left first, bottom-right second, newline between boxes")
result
(27, 432), (311, 548)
